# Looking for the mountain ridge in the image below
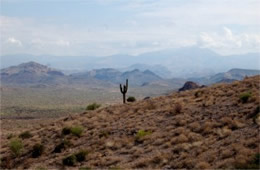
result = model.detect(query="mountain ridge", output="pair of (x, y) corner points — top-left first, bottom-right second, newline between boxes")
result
(1, 46), (259, 78)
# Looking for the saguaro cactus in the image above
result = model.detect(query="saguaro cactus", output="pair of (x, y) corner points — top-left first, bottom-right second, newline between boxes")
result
(120, 79), (128, 104)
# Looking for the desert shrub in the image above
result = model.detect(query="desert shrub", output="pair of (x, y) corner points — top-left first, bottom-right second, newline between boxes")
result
(19, 131), (32, 139)
(7, 133), (13, 139)
(79, 167), (91, 170)
(62, 127), (71, 135)
(9, 138), (23, 157)
(75, 150), (88, 162)
(62, 155), (76, 166)
(109, 167), (121, 170)
(239, 92), (251, 103)
(194, 91), (200, 98)
(174, 103), (182, 113)
(234, 153), (260, 169)
(86, 103), (101, 110)
(53, 140), (71, 153)
(99, 130), (110, 138)
(71, 126), (84, 137)
(136, 130), (152, 140)
(247, 106), (260, 124)
(35, 167), (47, 170)
(127, 96), (136, 102)
(144, 102), (156, 110)
(32, 144), (44, 158)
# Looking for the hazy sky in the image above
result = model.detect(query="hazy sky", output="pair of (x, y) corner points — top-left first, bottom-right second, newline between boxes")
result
(1, 0), (260, 56)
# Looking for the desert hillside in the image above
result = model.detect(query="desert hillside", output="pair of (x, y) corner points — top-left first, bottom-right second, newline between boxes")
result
(0, 76), (259, 169)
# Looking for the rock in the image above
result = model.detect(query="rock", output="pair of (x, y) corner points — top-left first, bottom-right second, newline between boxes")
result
(178, 81), (200, 92)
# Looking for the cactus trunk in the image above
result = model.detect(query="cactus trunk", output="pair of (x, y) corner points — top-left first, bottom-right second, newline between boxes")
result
(120, 79), (128, 104)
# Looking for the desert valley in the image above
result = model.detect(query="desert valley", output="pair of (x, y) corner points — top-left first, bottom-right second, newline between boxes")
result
(0, 61), (260, 169)
(1, 0), (260, 169)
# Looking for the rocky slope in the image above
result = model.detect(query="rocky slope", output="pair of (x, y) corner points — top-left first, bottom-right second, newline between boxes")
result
(190, 68), (260, 85)
(0, 76), (259, 169)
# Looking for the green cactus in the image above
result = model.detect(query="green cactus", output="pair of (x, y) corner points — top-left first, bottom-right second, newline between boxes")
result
(120, 79), (128, 104)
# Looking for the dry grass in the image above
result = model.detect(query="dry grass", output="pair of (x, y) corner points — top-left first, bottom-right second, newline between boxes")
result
(0, 76), (259, 169)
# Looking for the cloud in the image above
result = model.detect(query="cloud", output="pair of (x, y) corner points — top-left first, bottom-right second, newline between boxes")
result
(198, 27), (260, 54)
(1, 0), (260, 56)
(6, 37), (22, 46)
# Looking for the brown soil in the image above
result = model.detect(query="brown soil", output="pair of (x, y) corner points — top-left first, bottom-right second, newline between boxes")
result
(1, 76), (259, 169)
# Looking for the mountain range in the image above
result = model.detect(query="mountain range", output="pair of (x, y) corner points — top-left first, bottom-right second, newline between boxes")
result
(1, 46), (259, 78)
(1, 62), (259, 90)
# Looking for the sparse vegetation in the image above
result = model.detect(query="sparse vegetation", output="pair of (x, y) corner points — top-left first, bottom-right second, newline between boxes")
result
(239, 92), (252, 103)
(1, 76), (260, 169)
(19, 131), (32, 139)
(61, 126), (84, 137)
(127, 96), (136, 102)
(86, 103), (101, 110)
(53, 140), (71, 153)
(234, 153), (260, 169)
(62, 150), (88, 166)
(75, 150), (88, 162)
(7, 133), (14, 139)
(194, 91), (200, 98)
(9, 138), (23, 157)
(99, 130), (110, 138)
(32, 144), (44, 158)
(62, 127), (71, 135)
(62, 155), (77, 166)
(79, 167), (91, 170)
(136, 130), (152, 140)
(71, 126), (84, 137)
(174, 102), (182, 113)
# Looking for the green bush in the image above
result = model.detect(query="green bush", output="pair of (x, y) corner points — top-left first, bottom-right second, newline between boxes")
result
(71, 126), (84, 137)
(62, 127), (71, 135)
(136, 130), (152, 139)
(19, 131), (32, 139)
(239, 92), (252, 103)
(32, 143), (44, 158)
(62, 155), (76, 166)
(86, 103), (101, 110)
(75, 150), (88, 162)
(127, 96), (136, 102)
(9, 138), (23, 156)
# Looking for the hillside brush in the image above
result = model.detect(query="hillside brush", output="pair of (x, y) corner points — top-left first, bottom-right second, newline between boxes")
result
(120, 79), (128, 104)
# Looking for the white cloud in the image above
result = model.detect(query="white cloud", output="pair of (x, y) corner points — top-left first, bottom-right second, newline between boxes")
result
(0, 0), (260, 56)
(6, 37), (22, 46)
(198, 27), (260, 54)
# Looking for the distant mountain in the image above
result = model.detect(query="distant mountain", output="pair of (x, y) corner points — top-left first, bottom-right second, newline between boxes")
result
(73, 68), (164, 86)
(2, 62), (259, 89)
(190, 68), (260, 85)
(120, 69), (162, 86)
(0, 61), (67, 86)
(121, 64), (172, 78)
(2, 46), (259, 78)
(0, 62), (169, 88)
